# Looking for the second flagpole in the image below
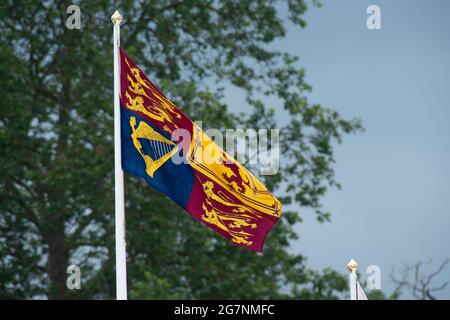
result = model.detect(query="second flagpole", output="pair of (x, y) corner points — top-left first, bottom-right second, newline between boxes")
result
(112, 10), (127, 300)
(347, 259), (358, 300)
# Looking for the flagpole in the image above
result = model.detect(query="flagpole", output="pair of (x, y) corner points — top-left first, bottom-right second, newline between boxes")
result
(347, 259), (358, 300)
(111, 10), (127, 300)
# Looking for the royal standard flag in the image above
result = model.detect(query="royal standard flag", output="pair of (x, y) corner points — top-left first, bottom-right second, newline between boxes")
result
(119, 49), (281, 252)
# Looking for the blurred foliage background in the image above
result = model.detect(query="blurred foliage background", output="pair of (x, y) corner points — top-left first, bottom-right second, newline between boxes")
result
(0, 0), (366, 299)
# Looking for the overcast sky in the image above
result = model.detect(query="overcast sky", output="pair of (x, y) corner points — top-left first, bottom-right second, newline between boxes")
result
(223, 0), (450, 299)
(281, 0), (450, 299)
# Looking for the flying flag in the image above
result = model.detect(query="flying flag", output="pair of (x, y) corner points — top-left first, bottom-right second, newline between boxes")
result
(119, 49), (281, 252)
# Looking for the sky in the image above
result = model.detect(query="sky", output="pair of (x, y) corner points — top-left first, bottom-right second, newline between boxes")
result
(279, 0), (450, 299)
(224, 0), (450, 299)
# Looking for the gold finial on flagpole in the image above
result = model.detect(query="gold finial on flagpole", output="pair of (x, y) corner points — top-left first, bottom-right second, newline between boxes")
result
(347, 259), (358, 273)
(111, 10), (123, 25)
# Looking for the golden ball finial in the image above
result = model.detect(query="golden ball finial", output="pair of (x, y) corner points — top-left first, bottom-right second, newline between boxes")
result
(111, 10), (123, 25)
(347, 259), (358, 273)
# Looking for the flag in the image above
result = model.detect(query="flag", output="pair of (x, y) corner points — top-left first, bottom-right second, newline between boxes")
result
(356, 280), (368, 300)
(119, 49), (281, 252)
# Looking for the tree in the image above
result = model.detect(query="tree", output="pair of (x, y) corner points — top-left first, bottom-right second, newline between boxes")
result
(0, 0), (361, 299)
(364, 288), (400, 300)
(391, 259), (450, 300)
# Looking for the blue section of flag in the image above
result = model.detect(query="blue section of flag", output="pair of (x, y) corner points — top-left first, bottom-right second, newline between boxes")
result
(120, 107), (195, 208)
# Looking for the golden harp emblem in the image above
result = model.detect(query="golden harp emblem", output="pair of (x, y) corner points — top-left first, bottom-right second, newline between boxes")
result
(129, 116), (179, 177)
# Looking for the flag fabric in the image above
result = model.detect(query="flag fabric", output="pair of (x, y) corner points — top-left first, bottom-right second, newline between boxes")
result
(356, 280), (368, 300)
(119, 49), (282, 252)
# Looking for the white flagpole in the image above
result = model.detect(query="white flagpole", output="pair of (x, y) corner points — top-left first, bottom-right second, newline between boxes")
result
(111, 10), (127, 300)
(347, 259), (358, 300)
